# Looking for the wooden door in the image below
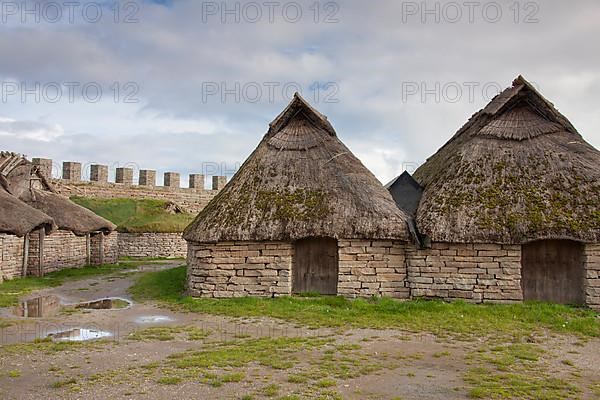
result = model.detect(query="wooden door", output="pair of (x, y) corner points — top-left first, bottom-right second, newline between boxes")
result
(521, 240), (584, 305)
(293, 237), (338, 295)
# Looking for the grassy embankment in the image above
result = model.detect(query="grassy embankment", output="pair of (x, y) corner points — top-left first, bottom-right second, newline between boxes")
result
(70, 197), (195, 233)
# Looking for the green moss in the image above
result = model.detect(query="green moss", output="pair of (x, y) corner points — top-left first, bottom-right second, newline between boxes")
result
(437, 154), (600, 238)
(255, 188), (329, 221)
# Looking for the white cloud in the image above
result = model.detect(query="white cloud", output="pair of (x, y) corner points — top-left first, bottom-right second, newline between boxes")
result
(0, 116), (64, 142)
(1, 0), (599, 182)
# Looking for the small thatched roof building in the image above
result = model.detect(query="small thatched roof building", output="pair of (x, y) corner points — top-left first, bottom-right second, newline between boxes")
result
(185, 93), (409, 243)
(0, 152), (118, 277)
(1, 152), (116, 235)
(185, 94), (411, 298)
(398, 76), (600, 308)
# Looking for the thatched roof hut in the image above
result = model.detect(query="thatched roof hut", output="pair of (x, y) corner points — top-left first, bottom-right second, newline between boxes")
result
(0, 175), (55, 237)
(413, 76), (600, 244)
(184, 93), (410, 243)
(0, 152), (115, 236)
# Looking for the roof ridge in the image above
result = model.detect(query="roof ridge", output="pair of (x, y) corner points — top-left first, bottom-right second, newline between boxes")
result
(268, 92), (336, 137)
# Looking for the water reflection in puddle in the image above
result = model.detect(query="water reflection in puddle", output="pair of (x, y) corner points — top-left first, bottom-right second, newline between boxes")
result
(75, 297), (132, 310)
(48, 328), (112, 342)
(13, 296), (132, 318)
(13, 295), (60, 318)
(134, 315), (174, 324)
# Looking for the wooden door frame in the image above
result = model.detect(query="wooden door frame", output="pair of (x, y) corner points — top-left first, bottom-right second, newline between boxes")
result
(292, 237), (339, 295)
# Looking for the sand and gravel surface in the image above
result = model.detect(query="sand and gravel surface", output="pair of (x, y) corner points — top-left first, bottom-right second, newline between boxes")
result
(1, 261), (599, 400)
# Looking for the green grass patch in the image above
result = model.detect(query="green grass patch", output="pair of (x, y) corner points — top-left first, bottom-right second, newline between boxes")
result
(127, 326), (209, 342)
(261, 383), (280, 397)
(0, 337), (108, 356)
(464, 344), (580, 399)
(156, 376), (182, 385)
(167, 337), (330, 370)
(0, 262), (135, 308)
(315, 378), (337, 388)
(70, 197), (195, 233)
(7, 369), (21, 378)
(129, 266), (600, 339)
(51, 378), (77, 389)
(202, 371), (245, 387)
(119, 256), (185, 262)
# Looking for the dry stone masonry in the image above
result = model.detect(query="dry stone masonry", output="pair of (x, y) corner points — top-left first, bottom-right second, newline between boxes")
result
(27, 230), (88, 276)
(585, 244), (600, 310)
(118, 233), (186, 258)
(406, 243), (523, 303)
(62, 162), (82, 182)
(0, 234), (25, 281)
(337, 240), (408, 299)
(90, 233), (119, 265)
(91, 164), (109, 182)
(139, 170), (156, 186)
(187, 241), (293, 298)
(115, 167), (134, 185)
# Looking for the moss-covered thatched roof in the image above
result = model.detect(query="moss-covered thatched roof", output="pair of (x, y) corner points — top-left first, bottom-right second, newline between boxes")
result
(184, 94), (410, 243)
(0, 174), (55, 237)
(413, 76), (600, 244)
(1, 152), (116, 236)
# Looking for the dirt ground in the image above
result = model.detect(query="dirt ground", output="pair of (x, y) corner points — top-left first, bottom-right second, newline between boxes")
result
(0, 262), (599, 400)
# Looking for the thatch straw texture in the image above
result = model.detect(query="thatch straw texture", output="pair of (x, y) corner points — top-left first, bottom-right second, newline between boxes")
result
(0, 176), (55, 237)
(413, 76), (600, 244)
(1, 152), (115, 236)
(184, 94), (410, 243)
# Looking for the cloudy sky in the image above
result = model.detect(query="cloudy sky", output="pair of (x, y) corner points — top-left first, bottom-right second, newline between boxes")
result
(1, 0), (599, 186)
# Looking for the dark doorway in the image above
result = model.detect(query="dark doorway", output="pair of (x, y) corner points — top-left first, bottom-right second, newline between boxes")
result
(293, 237), (339, 295)
(521, 240), (585, 305)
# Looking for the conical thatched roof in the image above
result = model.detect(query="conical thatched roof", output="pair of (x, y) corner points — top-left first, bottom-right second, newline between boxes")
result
(1, 152), (116, 236)
(413, 76), (600, 244)
(0, 175), (55, 237)
(184, 94), (410, 243)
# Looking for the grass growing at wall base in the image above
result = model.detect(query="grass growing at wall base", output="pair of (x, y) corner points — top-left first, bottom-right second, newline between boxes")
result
(130, 266), (600, 338)
(70, 197), (195, 233)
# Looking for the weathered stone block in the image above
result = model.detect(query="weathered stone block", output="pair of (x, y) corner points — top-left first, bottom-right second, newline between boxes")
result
(139, 170), (156, 186)
(116, 167), (134, 185)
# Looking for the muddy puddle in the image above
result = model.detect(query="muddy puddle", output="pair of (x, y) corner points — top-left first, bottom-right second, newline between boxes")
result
(134, 315), (174, 324)
(125, 263), (179, 273)
(13, 296), (133, 318)
(75, 297), (132, 310)
(47, 328), (113, 342)
(13, 295), (61, 318)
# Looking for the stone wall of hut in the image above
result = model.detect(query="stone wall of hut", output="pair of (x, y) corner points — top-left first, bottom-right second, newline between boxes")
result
(337, 240), (409, 298)
(90, 232), (119, 265)
(27, 230), (89, 276)
(405, 243), (523, 303)
(0, 234), (25, 281)
(585, 243), (600, 311)
(187, 241), (293, 298)
(118, 232), (186, 258)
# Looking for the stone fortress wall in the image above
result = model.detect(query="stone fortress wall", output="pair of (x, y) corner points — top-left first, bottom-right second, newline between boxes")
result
(32, 158), (227, 214)
(14, 158), (230, 263)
